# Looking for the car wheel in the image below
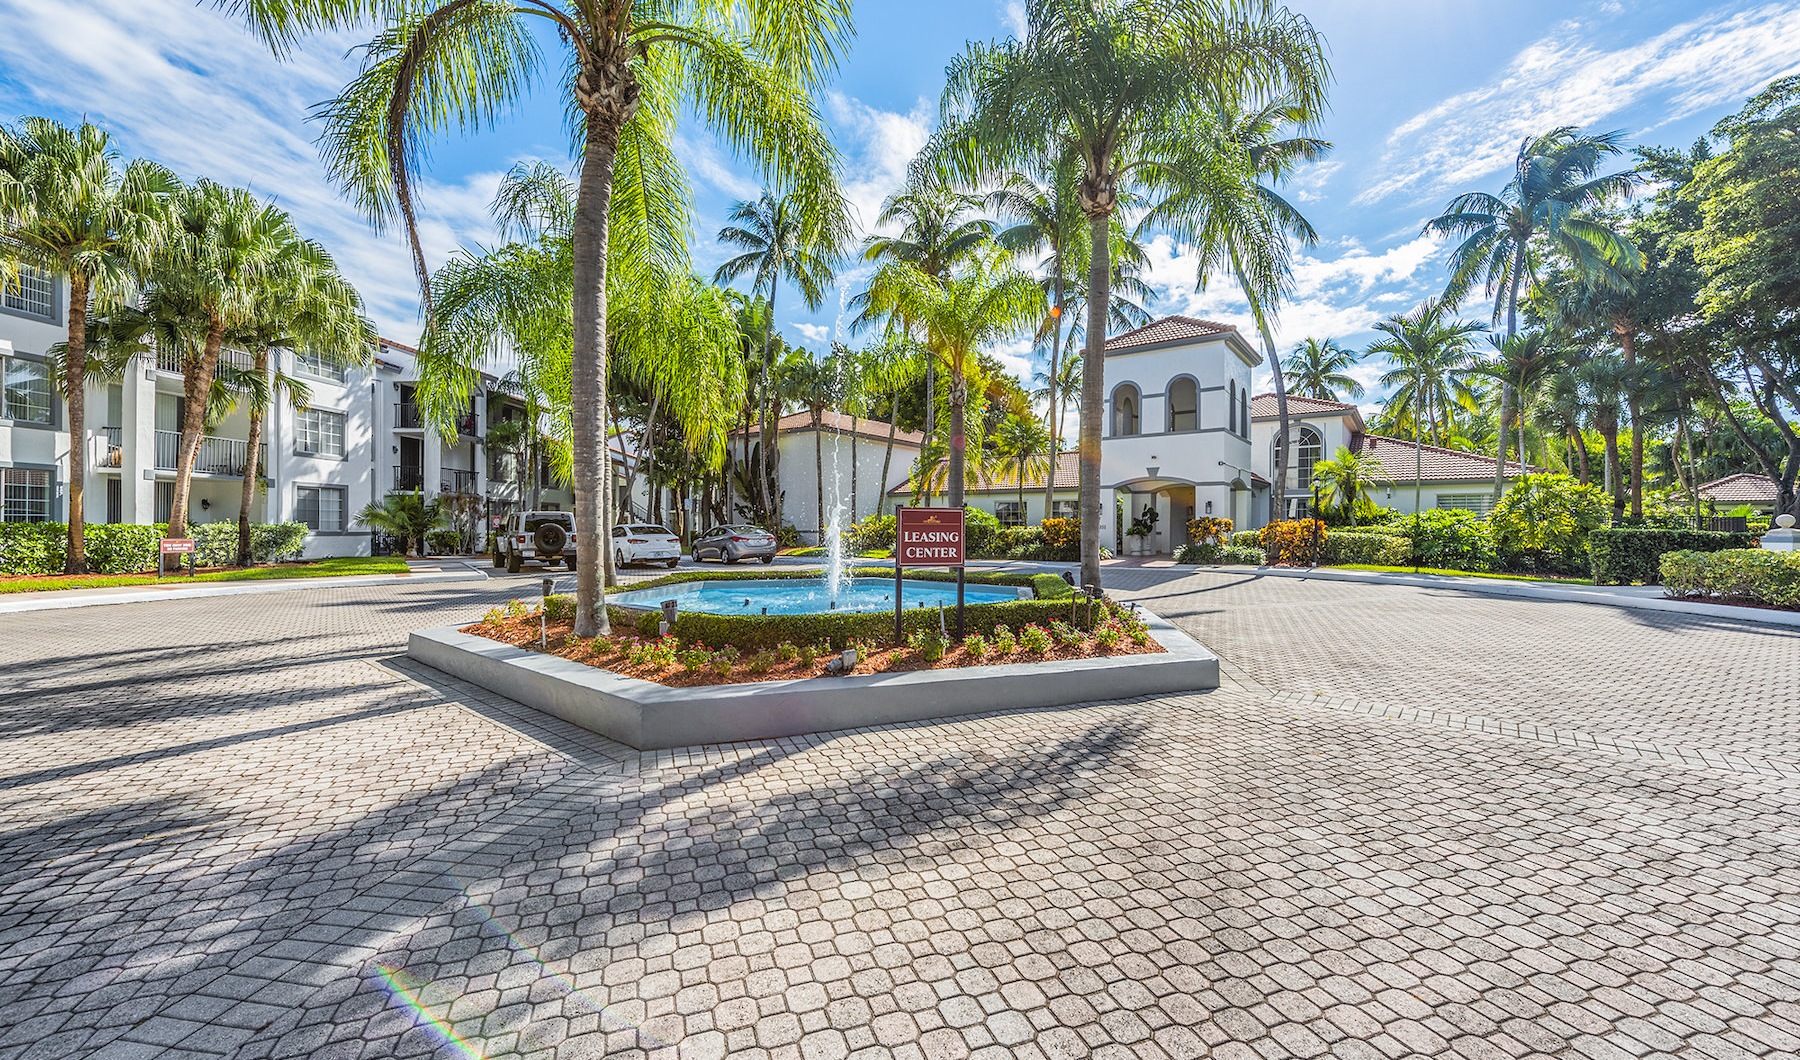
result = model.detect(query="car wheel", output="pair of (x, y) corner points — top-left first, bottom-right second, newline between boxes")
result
(724, 551), (739, 564)
(615, 550), (626, 570)
(665, 558), (679, 569)
(505, 552), (522, 574)
(491, 550), (503, 568)
(760, 555), (774, 564)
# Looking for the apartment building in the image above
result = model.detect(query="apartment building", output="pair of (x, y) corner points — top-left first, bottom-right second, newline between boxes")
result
(0, 272), (639, 558)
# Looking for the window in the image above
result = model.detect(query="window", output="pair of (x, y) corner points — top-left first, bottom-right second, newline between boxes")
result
(2, 468), (52, 522)
(1110, 384), (1141, 436)
(294, 349), (347, 382)
(2, 265), (56, 320)
(1241, 388), (1249, 439)
(1168, 377), (1198, 432)
(295, 408), (345, 457)
(1436, 493), (1495, 515)
(1273, 425), (1323, 488)
(2, 356), (53, 424)
(995, 501), (1025, 528)
(1052, 499), (1078, 520)
(296, 485), (347, 531)
(1228, 380), (1238, 434)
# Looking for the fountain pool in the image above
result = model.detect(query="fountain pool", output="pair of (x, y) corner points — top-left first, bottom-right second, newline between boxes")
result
(608, 578), (1023, 617)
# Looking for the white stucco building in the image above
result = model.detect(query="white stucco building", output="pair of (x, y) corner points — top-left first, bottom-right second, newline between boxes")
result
(733, 411), (924, 542)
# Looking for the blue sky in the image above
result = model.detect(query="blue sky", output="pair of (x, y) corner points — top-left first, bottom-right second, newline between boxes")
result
(3, 0), (1799, 398)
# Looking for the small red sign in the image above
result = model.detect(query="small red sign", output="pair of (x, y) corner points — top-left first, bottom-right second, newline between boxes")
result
(896, 508), (965, 568)
(159, 538), (196, 554)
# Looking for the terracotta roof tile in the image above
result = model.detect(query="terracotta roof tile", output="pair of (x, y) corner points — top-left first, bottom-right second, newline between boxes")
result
(1697, 473), (1779, 503)
(887, 451), (1080, 495)
(1104, 315), (1239, 352)
(1249, 393), (1359, 418)
(736, 410), (925, 447)
(1358, 434), (1538, 482)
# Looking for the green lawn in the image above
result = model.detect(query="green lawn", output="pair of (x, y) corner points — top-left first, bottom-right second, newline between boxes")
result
(1329, 564), (1591, 584)
(0, 556), (412, 594)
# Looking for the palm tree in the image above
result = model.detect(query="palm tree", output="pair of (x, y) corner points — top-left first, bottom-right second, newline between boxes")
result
(925, 0), (1329, 584)
(0, 118), (177, 573)
(854, 183), (994, 446)
(1370, 300), (1485, 516)
(1311, 446), (1384, 523)
(230, 227), (373, 566)
(236, 0), (849, 640)
(1575, 355), (1632, 518)
(992, 411), (1054, 519)
(1423, 127), (1641, 496)
(1532, 363), (1591, 484)
(856, 337), (925, 517)
(715, 192), (840, 521)
(1283, 338), (1362, 401)
(776, 353), (838, 540)
(1469, 331), (1563, 470)
(863, 251), (1043, 507)
(356, 492), (443, 558)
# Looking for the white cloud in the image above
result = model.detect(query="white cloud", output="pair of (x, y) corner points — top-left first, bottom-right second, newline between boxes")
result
(1358, 3), (1800, 204)
(790, 322), (830, 345)
(998, 1), (1028, 39)
(823, 92), (935, 241)
(1287, 159), (1341, 203)
(0, 0), (507, 342)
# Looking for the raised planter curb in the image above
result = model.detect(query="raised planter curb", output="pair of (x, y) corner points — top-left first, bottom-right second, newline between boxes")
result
(407, 610), (1219, 750)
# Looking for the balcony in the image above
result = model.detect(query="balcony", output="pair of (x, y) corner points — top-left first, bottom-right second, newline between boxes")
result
(442, 468), (478, 495)
(154, 429), (263, 476)
(394, 464), (424, 491)
(96, 427), (123, 469)
(395, 402), (423, 429)
(155, 346), (255, 376)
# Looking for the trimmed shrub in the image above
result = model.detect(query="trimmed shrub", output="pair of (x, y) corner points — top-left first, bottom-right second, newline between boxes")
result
(846, 514), (896, 553)
(1040, 517), (1080, 551)
(963, 506), (1002, 557)
(1661, 549), (1800, 608)
(424, 528), (463, 555)
(1393, 509), (1497, 572)
(0, 521), (308, 575)
(1186, 517), (1234, 545)
(1588, 527), (1756, 585)
(1230, 529), (1262, 550)
(1319, 530), (1411, 567)
(1258, 519), (1328, 565)
(1491, 474), (1609, 576)
(1174, 542), (1263, 565)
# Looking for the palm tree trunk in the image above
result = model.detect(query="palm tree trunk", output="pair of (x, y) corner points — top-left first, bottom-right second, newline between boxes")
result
(1604, 424), (1622, 519)
(236, 347), (270, 567)
(62, 273), (90, 574)
(759, 282), (778, 525)
(1043, 265), (1065, 518)
(880, 394), (898, 517)
(947, 370), (967, 510)
(923, 356), (936, 444)
(1571, 425), (1590, 484)
(1265, 323), (1291, 525)
(168, 313), (227, 540)
(1078, 208), (1109, 589)
(569, 84), (630, 639)
(1619, 324), (1643, 519)
(1496, 251), (1525, 498)
(849, 409), (859, 523)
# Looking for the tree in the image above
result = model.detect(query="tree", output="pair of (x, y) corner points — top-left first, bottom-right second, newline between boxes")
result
(856, 337), (925, 518)
(715, 191), (841, 522)
(237, 0), (850, 639)
(776, 352), (838, 540)
(863, 250), (1043, 507)
(1309, 446), (1383, 524)
(1423, 127), (1641, 497)
(992, 411), (1054, 519)
(926, 0), (1329, 586)
(1469, 331), (1563, 470)
(230, 227), (373, 566)
(1369, 300), (1484, 446)
(1575, 354), (1631, 510)
(356, 492), (443, 558)
(0, 118), (176, 572)
(1283, 338), (1362, 401)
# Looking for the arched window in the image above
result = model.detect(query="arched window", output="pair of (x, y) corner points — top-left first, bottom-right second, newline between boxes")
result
(1272, 425), (1323, 488)
(1240, 388), (1249, 439)
(1111, 383), (1141, 436)
(1228, 380), (1238, 434)
(1168, 377), (1198, 432)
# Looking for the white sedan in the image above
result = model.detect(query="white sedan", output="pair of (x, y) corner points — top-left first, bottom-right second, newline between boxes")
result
(612, 523), (682, 568)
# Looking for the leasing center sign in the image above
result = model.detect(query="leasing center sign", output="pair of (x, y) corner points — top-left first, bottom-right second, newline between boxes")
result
(896, 507), (966, 567)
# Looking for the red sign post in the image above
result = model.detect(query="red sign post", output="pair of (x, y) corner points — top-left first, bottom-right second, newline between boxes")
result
(158, 537), (196, 577)
(894, 507), (968, 641)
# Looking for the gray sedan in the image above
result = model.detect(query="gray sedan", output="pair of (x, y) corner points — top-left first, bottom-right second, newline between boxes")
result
(692, 524), (778, 564)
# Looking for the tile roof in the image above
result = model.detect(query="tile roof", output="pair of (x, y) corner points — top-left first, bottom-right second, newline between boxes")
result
(1697, 473), (1780, 503)
(1104, 315), (1240, 352)
(736, 410), (925, 448)
(887, 451), (1080, 495)
(1249, 393), (1360, 418)
(1358, 434), (1539, 483)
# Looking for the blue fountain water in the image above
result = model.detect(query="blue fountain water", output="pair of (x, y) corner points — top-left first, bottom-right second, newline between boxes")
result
(609, 578), (1019, 616)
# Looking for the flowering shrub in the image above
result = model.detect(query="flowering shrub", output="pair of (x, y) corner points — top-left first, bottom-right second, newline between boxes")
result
(1186, 517), (1235, 545)
(1018, 624), (1053, 654)
(1040, 517), (1081, 551)
(991, 625), (1017, 654)
(1258, 519), (1328, 565)
(907, 628), (949, 662)
(962, 633), (989, 658)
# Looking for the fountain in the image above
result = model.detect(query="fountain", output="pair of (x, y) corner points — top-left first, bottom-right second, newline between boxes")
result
(823, 497), (851, 604)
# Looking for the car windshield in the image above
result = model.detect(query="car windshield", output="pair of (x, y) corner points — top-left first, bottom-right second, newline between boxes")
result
(729, 525), (767, 535)
(635, 525), (673, 535)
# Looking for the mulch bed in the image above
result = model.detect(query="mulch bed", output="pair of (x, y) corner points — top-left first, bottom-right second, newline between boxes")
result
(463, 614), (1163, 688)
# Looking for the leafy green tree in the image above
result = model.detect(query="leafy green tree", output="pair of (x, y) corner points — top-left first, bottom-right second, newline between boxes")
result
(1370, 300), (1484, 446)
(1283, 338), (1362, 401)
(0, 118), (177, 572)
(1424, 127), (1641, 497)
(236, 0), (850, 639)
(356, 492), (444, 558)
(1309, 446), (1383, 524)
(863, 250), (1043, 507)
(991, 411), (1054, 519)
(1490, 473), (1609, 574)
(775, 353), (839, 539)
(854, 339), (926, 518)
(1469, 331), (1563, 469)
(924, 0), (1329, 585)
(1574, 354), (1632, 512)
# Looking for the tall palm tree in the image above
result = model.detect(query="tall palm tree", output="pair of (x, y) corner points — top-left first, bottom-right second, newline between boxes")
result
(1283, 338), (1362, 401)
(1310, 446), (1383, 523)
(856, 337), (925, 516)
(1423, 127), (1641, 496)
(715, 191), (840, 521)
(0, 118), (177, 572)
(854, 183), (994, 445)
(1468, 331), (1562, 470)
(1575, 354), (1631, 515)
(1370, 300), (1485, 516)
(236, 0), (849, 639)
(992, 411), (1054, 519)
(927, 0), (1328, 583)
(230, 229), (373, 566)
(863, 251), (1043, 507)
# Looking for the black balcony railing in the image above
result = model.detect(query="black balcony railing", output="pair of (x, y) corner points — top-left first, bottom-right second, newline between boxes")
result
(394, 403), (423, 429)
(394, 464), (424, 491)
(97, 426), (123, 468)
(442, 468), (478, 495)
(154, 430), (262, 476)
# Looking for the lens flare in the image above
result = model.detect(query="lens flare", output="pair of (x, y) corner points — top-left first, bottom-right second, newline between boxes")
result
(374, 964), (486, 1060)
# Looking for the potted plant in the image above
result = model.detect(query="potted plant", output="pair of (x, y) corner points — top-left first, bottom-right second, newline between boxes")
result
(1126, 504), (1159, 556)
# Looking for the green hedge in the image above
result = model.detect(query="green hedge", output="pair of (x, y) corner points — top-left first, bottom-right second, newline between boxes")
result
(0, 522), (309, 575)
(1173, 542), (1263, 565)
(1588, 527), (1757, 585)
(617, 565), (1074, 601)
(1661, 549), (1800, 608)
(1320, 530), (1411, 567)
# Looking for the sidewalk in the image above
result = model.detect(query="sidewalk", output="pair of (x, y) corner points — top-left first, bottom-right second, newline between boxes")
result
(0, 559), (487, 614)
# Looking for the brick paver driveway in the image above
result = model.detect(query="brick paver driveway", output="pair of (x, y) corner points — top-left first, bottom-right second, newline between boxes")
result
(1, 567), (1796, 1059)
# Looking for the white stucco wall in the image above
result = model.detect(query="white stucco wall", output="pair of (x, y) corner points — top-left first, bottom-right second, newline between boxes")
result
(776, 426), (919, 542)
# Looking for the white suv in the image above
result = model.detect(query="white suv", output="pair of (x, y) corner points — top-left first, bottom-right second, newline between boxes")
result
(495, 511), (577, 573)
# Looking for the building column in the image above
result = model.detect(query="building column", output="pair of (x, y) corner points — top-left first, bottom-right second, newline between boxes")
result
(123, 358), (156, 522)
